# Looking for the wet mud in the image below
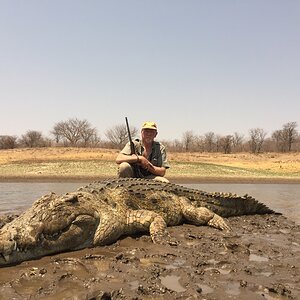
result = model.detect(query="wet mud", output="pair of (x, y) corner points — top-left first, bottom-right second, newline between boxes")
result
(0, 214), (299, 299)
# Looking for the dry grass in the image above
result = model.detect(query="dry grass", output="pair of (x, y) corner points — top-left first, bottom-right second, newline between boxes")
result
(0, 147), (119, 163)
(0, 147), (299, 182)
(169, 152), (300, 174)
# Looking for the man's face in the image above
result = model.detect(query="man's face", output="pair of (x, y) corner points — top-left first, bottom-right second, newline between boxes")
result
(141, 129), (157, 144)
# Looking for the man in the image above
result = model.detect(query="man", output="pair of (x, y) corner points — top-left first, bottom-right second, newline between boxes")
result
(116, 121), (170, 182)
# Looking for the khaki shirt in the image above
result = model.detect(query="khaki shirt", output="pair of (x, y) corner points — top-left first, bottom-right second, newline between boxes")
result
(121, 139), (170, 169)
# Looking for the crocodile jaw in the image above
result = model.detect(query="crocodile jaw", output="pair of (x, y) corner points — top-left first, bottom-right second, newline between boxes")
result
(0, 214), (99, 266)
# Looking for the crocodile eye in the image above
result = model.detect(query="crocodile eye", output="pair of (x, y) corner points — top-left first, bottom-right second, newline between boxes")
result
(65, 195), (78, 203)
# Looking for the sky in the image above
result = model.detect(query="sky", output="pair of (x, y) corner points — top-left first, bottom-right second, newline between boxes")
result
(1, 0), (299, 141)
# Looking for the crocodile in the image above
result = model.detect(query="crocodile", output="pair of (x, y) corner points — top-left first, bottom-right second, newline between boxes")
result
(0, 178), (275, 266)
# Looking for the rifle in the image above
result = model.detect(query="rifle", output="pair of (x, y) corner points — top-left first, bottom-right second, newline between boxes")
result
(125, 117), (143, 178)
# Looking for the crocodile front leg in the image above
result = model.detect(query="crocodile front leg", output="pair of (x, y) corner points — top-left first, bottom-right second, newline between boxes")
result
(126, 210), (172, 244)
(94, 212), (124, 245)
(179, 197), (231, 231)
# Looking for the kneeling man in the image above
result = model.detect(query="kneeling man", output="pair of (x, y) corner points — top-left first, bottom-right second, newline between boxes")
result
(116, 121), (169, 182)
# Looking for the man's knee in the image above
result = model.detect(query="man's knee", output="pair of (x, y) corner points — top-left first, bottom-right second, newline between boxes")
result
(118, 162), (135, 178)
(145, 174), (169, 183)
(153, 176), (169, 183)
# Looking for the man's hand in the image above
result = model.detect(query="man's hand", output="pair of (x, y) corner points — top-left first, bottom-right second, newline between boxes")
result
(146, 162), (155, 172)
(138, 156), (155, 173)
(137, 155), (166, 177)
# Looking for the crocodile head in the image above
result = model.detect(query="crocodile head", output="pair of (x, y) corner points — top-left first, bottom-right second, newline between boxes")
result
(0, 192), (100, 266)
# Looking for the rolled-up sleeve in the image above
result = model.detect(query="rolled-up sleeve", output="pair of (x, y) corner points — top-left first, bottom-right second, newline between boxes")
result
(120, 142), (132, 155)
(160, 144), (170, 169)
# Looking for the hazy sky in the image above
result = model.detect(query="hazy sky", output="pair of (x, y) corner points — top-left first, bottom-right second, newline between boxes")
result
(1, 1), (299, 141)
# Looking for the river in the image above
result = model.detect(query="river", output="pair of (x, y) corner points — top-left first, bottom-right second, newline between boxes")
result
(0, 182), (299, 224)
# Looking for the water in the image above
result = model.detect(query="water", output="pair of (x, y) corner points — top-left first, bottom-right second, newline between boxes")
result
(189, 183), (300, 224)
(0, 182), (299, 224)
(0, 182), (89, 214)
(160, 275), (186, 292)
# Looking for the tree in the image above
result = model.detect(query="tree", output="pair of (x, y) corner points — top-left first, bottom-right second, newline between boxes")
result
(214, 134), (223, 152)
(19, 130), (46, 148)
(219, 135), (233, 154)
(0, 135), (17, 149)
(81, 128), (101, 147)
(194, 135), (205, 152)
(271, 130), (285, 152)
(232, 132), (244, 152)
(182, 130), (195, 152)
(248, 128), (267, 153)
(105, 124), (138, 149)
(282, 122), (298, 152)
(204, 132), (216, 152)
(52, 118), (99, 147)
(168, 139), (184, 152)
(271, 122), (298, 152)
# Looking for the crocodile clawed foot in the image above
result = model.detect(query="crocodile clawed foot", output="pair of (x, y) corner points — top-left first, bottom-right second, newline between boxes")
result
(167, 239), (179, 246)
(151, 230), (177, 246)
(208, 214), (231, 231)
(149, 215), (178, 245)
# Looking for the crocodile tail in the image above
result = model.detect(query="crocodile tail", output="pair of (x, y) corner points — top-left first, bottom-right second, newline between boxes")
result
(196, 194), (277, 217)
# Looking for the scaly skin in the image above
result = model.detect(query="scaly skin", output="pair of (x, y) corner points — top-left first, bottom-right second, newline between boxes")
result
(0, 178), (275, 266)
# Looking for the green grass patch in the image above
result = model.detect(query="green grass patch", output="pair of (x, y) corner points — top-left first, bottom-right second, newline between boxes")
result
(0, 160), (299, 180)
(168, 162), (300, 179)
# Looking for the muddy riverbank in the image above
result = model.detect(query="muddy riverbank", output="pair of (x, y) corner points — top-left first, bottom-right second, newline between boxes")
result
(0, 149), (299, 298)
(0, 213), (299, 299)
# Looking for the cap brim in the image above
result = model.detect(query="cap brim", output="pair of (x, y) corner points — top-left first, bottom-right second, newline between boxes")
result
(142, 126), (157, 130)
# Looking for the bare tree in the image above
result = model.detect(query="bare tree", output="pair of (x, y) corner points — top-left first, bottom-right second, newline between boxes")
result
(194, 135), (205, 152)
(282, 122), (298, 152)
(232, 132), (244, 152)
(19, 130), (46, 148)
(0, 135), (18, 149)
(52, 118), (98, 147)
(204, 132), (216, 152)
(271, 130), (285, 152)
(182, 130), (195, 152)
(248, 128), (267, 153)
(105, 124), (138, 149)
(271, 122), (298, 152)
(263, 137), (276, 152)
(214, 134), (223, 152)
(81, 128), (101, 147)
(219, 135), (233, 154)
(168, 139), (184, 152)
(295, 134), (300, 151)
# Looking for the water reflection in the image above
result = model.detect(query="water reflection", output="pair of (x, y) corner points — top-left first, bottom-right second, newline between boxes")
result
(0, 182), (299, 224)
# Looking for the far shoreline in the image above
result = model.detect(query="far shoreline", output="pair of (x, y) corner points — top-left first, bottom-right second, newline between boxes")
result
(0, 175), (300, 184)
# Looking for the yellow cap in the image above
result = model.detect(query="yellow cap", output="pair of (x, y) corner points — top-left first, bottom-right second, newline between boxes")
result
(141, 121), (157, 130)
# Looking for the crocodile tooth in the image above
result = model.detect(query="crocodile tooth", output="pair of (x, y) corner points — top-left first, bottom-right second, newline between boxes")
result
(1, 254), (10, 262)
